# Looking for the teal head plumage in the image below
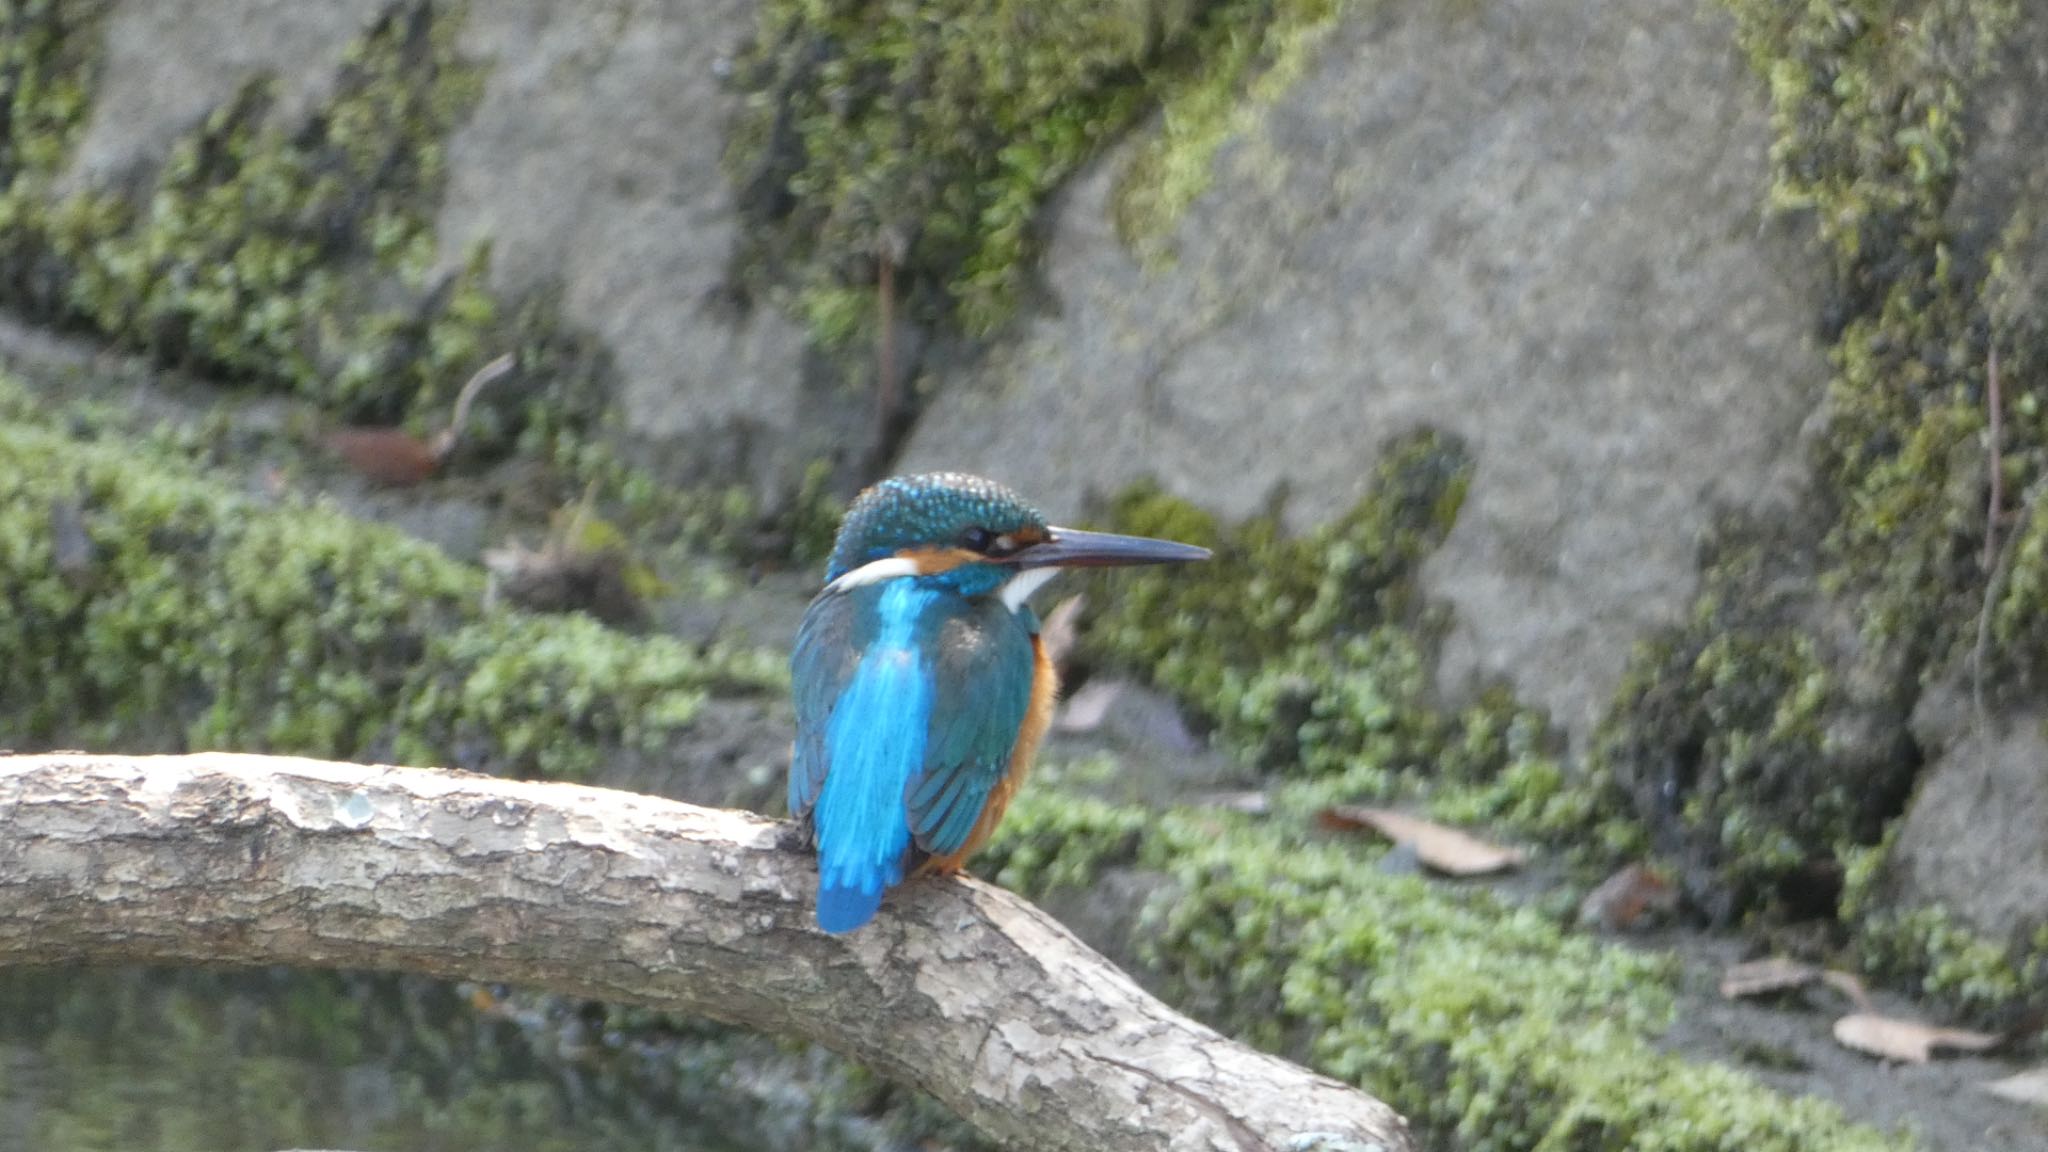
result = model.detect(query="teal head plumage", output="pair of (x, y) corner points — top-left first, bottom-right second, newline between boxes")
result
(789, 472), (1209, 933)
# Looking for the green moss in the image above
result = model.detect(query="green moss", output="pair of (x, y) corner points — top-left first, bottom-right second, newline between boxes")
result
(1717, 0), (2018, 669)
(1835, 834), (2047, 1021)
(724, 0), (1176, 345)
(0, 413), (784, 778)
(1111, 0), (1350, 260)
(1590, 592), (1856, 922)
(1081, 431), (1632, 857)
(0, 2), (609, 452)
(1089, 429), (1469, 709)
(724, 0), (1363, 350)
(0, 2), (105, 185)
(982, 788), (1903, 1152)
(1571, 0), (2035, 942)
(0, 0), (107, 302)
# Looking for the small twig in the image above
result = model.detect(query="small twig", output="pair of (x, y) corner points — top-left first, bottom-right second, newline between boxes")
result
(429, 353), (517, 463)
(876, 241), (900, 429)
(1973, 478), (2044, 741)
(1984, 345), (2004, 573)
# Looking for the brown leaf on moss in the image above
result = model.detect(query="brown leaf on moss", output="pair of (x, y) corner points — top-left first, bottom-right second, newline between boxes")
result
(1317, 806), (1525, 876)
(325, 354), (515, 486)
(1039, 594), (1086, 675)
(1578, 862), (1677, 931)
(1719, 957), (1820, 1000)
(325, 426), (440, 486)
(1832, 1012), (2002, 1064)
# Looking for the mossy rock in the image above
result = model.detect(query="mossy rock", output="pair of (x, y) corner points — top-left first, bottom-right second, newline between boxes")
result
(1078, 430), (1637, 859)
(0, 1), (611, 454)
(722, 0), (1357, 351)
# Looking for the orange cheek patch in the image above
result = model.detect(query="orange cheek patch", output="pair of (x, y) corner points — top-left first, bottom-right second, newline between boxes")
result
(896, 546), (984, 574)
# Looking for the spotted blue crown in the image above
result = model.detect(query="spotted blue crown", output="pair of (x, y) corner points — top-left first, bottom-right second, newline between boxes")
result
(826, 473), (1047, 580)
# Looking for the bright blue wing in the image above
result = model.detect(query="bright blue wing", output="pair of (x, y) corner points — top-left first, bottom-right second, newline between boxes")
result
(790, 580), (940, 933)
(904, 603), (1035, 857)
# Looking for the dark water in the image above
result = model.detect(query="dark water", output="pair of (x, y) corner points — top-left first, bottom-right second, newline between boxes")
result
(0, 967), (894, 1152)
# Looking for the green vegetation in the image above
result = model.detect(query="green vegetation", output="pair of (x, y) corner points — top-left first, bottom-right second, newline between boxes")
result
(985, 791), (1903, 1152)
(0, 412), (783, 779)
(1082, 430), (1635, 858)
(1111, 0), (1352, 260)
(723, 0), (1362, 350)
(1690, 0), (2048, 996)
(0, 1), (608, 451)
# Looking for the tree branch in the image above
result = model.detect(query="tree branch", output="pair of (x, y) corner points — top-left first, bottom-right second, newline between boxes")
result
(0, 752), (1410, 1152)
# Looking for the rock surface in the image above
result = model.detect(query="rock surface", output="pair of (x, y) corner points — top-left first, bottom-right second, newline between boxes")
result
(432, 0), (863, 495)
(1900, 688), (2048, 944)
(63, 0), (864, 499)
(900, 0), (1826, 744)
(62, 0), (390, 189)
(1889, 2), (2048, 943)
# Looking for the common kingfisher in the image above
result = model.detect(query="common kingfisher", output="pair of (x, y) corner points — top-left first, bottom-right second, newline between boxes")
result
(789, 472), (1210, 934)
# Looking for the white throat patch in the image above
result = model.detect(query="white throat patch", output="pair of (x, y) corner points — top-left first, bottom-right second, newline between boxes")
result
(825, 556), (921, 594)
(827, 554), (1059, 614)
(999, 567), (1060, 613)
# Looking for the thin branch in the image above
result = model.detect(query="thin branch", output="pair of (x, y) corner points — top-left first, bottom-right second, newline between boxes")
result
(1985, 345), (2005, 573)
(0, 752), (1411, 1152)
(1973, 479), (2044, 741)
(429, 352), (517, 463)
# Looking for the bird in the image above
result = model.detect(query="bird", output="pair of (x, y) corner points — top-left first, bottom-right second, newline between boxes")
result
(788, 472), (1210, 934)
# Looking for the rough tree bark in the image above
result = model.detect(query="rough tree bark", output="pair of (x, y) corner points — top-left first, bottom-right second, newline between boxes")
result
(0, 752), (1411, 1152)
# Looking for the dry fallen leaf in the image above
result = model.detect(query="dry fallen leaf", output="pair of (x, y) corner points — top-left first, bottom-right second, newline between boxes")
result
(1054, 675), (1122, 735)
(1832, 1012), (2002, 1064)
(1578, 862), (1677, 931)
(1318, 806), (1526, 876)
(326, 426), (440, 486)
(1981, 1066), (2048, 1107)
(1038, 594), (1086, 673)
(1719, 957), (1821, 1001)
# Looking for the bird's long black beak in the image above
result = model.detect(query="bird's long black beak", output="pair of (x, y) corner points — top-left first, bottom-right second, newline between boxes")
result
(1010, 526), (1211, 570)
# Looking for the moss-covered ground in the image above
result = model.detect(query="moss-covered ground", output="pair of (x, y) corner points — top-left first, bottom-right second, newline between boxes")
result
(0, 389), (785, 780)
(985, 792), (1901, 1152)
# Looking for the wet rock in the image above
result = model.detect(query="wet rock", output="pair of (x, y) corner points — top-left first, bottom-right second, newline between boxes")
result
(1896, 685), (2048, 945)
(901, 0), (1825, 749)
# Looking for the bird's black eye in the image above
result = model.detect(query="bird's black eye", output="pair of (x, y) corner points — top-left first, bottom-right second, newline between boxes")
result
(959, 526), (996, 553)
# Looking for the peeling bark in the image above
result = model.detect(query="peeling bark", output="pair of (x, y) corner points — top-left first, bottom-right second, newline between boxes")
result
(0, 753), (1410, 1152)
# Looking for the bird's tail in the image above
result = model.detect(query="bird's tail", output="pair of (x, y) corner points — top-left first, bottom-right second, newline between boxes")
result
(812, 779), (913, 934)
(815, 860), (897, 934)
